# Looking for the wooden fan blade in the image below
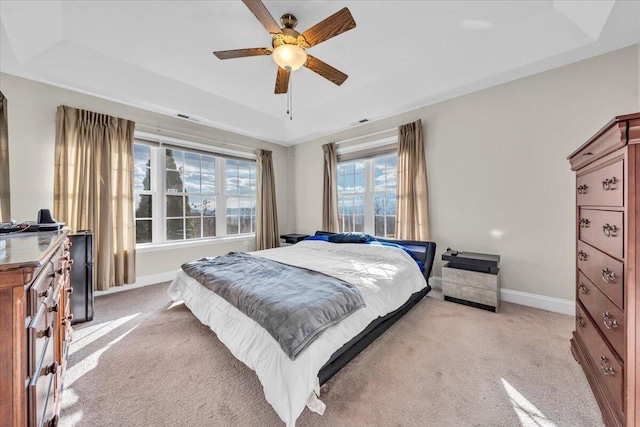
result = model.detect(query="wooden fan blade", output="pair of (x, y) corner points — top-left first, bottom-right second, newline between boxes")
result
(242, 0), (282, 34)
(304, 56), (348, 86)
(214, 48), (272, 60)
(275, 67), (290, 94)
(301, 7), (356, 47)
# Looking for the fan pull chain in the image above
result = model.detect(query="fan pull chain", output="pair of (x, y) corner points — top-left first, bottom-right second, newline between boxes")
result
(288, 74), (293, 120)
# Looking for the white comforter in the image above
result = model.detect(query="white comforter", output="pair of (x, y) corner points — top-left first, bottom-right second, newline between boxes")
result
(167, 240), (427, 426)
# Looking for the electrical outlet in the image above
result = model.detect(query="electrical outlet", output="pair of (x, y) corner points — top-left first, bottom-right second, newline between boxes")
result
(243, 240), (250, 246)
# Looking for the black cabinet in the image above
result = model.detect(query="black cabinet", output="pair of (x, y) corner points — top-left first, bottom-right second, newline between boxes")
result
(69, 231), (94, 324)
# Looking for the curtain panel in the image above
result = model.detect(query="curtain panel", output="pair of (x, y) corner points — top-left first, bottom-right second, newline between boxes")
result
(54, 105), (136, 290)
(322, 142), (339, 232)
(0, 92), (9, 222)
(255, 149), (279, 250)
(395, 119), (430, 241)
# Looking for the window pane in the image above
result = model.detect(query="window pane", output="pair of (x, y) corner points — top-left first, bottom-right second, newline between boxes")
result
(135, 194), (152, 219)
(185, 217), (201, 239)
(374, 194), (384, 215)
(166, 218), (184, 240)
(134, 145), (151, 191)
(226, 216), (239, 235)
(375, 216), (384, 236)
(136, 220), (152, 243)
(203, 216), (216, 237)
(203, 197), (215, 216)
(201, 174), (215, 193)
(202, 155), (215, 173)
(345, 174), (355, 192)
(187, 196), (202, 216)
(240, 215), (252, 234)
(166, 170), (183, 192)
(166, 195), (183, 217)
(184, 152), (200, 172)
(386, 216), (396, 238)
(166, 149), (183, 170)
(354, 195), (364, 214)
(354, 215), (364, 232)
(184, 172), (201, 194)
(386, 194), (396, 215)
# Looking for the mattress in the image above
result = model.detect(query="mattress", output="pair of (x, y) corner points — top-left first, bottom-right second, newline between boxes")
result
(167, 240), (428, 426)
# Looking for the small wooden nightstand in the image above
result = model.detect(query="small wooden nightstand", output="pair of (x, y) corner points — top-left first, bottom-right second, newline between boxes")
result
(279, 233), (309, 246)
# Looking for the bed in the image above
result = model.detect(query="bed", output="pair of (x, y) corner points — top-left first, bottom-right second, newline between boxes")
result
(167, 231), (436, 426)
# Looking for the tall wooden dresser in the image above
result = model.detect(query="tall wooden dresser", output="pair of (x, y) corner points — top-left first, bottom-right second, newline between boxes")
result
(0, 230), (73, 427)
(568, 113), (639, 427)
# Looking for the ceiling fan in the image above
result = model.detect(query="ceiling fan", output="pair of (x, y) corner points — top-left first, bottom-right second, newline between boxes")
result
(214, 0), (356, 94)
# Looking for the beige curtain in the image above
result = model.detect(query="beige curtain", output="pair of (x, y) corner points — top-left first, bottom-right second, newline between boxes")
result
(322, 142), (339, 232)
(0, 92), (10, 223)
(396, 119), (430, 241)
(255, 149), (279, 250)
(54, 106), (136, 290)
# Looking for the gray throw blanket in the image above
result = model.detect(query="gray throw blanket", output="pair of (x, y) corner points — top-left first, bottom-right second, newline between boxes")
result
(181, 252), (366, 360)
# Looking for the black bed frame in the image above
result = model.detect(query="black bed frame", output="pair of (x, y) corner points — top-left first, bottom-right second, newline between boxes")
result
(313, 231), (437, 385)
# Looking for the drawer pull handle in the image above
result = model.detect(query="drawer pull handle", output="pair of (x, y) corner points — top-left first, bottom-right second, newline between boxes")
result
(601, 268), (615, 283)
(577, 250), (588, 261)
(38, 326), (53, 339)
(61, 314), (74, 326)
(600, 355), (615, 376)
(602, 312), (618, 330)
(577, 184), (588, 194)
(66, 287), (74, 294)
(46, 414), (59, 427)
(38, 289), (50, 298)
(578, 283), (589, 294)
(602, 223), (617, 237)
(576, 314), (585, 327)
(579, 218), (590, 228)
(48, 303), (58, 313)
(42, 361), (58, 376)
(602, 177), (616, 191)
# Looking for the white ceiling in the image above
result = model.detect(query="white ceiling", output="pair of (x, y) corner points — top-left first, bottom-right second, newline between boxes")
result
(1, 1), (639, 146)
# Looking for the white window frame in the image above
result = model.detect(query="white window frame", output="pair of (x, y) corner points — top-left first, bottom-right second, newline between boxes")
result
(133, 132), (257, 248)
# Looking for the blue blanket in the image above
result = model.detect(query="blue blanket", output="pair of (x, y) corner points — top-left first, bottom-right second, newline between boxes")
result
(181, 252), (366, 360)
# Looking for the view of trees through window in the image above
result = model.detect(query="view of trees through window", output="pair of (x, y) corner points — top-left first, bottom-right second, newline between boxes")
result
(133, 143), (256, 244)
(337, 152), (397, 238)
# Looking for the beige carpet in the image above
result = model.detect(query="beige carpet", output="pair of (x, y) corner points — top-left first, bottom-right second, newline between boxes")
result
(60, 283), (604, 427)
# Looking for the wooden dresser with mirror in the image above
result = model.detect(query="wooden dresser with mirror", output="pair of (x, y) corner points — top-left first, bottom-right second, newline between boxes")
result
(0, 230), (73, 427)
(568, 113), (639, 427)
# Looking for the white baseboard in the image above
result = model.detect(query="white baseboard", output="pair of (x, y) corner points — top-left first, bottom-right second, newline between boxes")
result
(95, 271), (177, 296)
(500, 288), (575, 315)
(431, 276), (575, 315)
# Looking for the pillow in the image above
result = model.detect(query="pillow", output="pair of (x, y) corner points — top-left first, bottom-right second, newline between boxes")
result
(327, 232), (374, 244)
(304, 235), (329, 241)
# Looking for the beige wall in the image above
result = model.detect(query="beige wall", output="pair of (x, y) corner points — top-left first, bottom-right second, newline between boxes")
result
(290, 46), (640, 301)
(0, 73), (289, 279)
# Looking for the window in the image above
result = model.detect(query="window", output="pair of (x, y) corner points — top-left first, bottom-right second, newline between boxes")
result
(225, 159), (257, 235)
(133, 141), (257, 245)
(134, 144), (154, 243)
(165, 149), (217, 241)
(338, 152), (397, 238)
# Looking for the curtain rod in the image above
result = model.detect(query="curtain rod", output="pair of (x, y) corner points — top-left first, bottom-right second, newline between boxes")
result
(135, 124), (256, 154)
(334, 127), (398, 145)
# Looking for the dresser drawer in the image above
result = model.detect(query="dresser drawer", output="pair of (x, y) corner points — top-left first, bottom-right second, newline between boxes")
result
(576, 160), (624, 207)
(578, 209), (624, 260)
(577, 272), (625, 359)
(28, 365), (56, 427)
(29, 263), (55, 317)
(577, 240), (623, 310)
(575, 303), (624, 414)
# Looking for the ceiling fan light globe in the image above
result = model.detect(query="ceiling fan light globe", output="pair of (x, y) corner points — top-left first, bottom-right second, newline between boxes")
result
(272, 44), (307, 71)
